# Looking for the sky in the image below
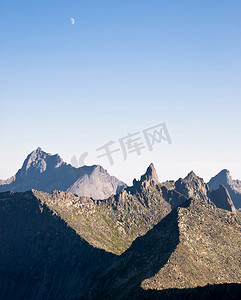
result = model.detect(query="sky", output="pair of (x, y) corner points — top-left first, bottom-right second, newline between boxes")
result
(0, 0), (241, 185)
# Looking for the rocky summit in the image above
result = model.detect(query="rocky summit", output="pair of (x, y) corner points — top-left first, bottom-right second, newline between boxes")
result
(0, 147), (126, 200)
(0, 162), (241, 300)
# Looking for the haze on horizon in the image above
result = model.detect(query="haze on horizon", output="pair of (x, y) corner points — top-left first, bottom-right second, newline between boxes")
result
(1, 0), (240, 185)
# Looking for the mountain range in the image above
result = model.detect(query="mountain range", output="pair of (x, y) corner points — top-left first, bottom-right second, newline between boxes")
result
(0, 147), (126, 200)
(0, 149), (241, 299)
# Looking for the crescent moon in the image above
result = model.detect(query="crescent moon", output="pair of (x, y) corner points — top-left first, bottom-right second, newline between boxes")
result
(70, 18), (75, 25)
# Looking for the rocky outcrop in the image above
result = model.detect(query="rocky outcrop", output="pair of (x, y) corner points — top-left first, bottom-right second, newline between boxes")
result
(175, 171), (210, 202)
(132, 163), (159, 190)
(139, 163), (159, 187)
(208, 169), (241, 209)
(0, 148), (126, 200)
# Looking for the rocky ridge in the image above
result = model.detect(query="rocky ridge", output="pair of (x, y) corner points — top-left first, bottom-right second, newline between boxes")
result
(90, 198), (241, 299)
(32, 164), (236, 255)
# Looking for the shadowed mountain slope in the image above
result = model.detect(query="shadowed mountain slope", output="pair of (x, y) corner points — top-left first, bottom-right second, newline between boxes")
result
(0, 191), (115, 300)
(209, 184), (236, 213)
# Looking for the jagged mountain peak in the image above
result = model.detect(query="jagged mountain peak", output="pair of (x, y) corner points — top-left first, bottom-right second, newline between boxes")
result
(143, 163), (159, 182)
(208, 169), (234, 192)
(208, 169), (241, 209)
(29, 147), (46, 157)
(21, 148), (65, 173)
(212, 169), (232, 183)
(175, 171), (209, 202)
(185, 170), (198, 179)
(36, 146), (43, 152)
(220, 169), (231, 175)
(133, 163), (159, 190)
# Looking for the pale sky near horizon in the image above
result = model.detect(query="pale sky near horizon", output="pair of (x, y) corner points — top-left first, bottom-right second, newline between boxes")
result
(1, 0), (240, 185)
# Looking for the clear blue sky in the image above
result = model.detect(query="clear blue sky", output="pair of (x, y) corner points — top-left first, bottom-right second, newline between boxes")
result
(1, 0), (241, 185)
